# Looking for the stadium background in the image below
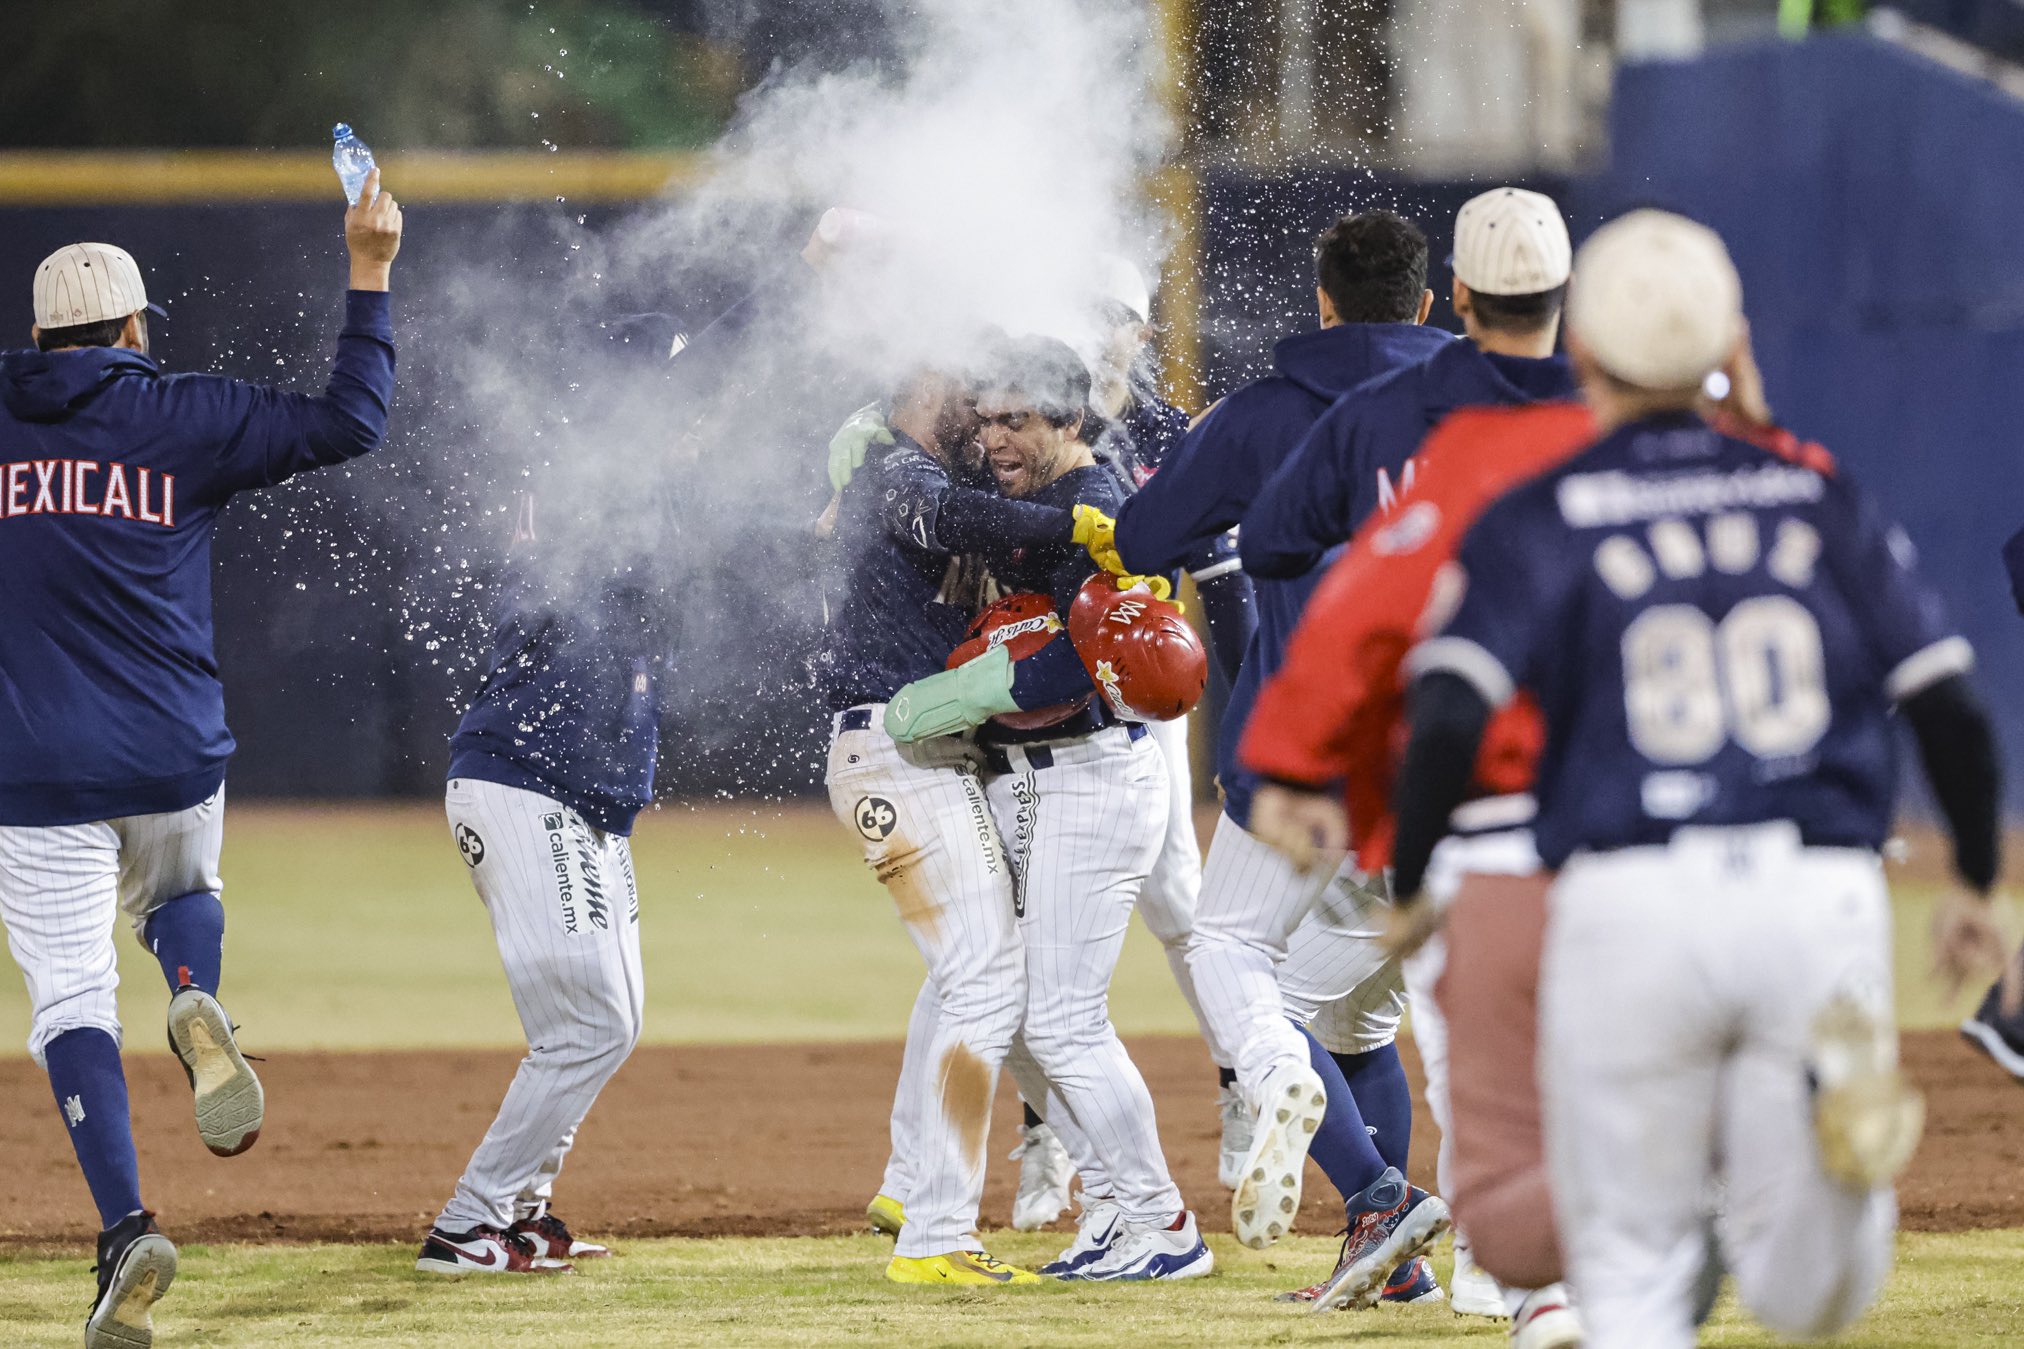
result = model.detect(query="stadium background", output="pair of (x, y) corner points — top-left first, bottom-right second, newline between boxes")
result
(2, 2), (2022, 1345)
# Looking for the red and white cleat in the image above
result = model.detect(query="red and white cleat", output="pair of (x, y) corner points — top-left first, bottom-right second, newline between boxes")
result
(415, 1226), (570, 1275)
(509, 1210), (611, 1262)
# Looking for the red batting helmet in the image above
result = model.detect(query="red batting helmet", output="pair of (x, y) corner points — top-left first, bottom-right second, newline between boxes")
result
(1067, 575), (1208, 722)
(946, 592), (1091, 730)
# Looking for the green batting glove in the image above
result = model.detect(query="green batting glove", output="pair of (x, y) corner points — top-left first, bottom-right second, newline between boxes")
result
(828, 402), (895, 494)
(884, 645), (1020, 743)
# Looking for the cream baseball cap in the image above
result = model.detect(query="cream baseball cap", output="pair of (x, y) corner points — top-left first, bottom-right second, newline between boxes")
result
(1567, 210), (1743, 391)
(34, 243), (164, 329)
(1452, 188), (1572, 296)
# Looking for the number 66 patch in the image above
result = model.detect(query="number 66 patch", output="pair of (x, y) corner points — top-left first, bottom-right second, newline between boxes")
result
(854, 796), (898, 841)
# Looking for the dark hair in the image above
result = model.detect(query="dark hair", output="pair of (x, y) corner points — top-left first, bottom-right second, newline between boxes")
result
(1466, 283), (1566, 335)
(36, 315), (129, 351)
(1314, 210), (1429, 324)
(984, 335), (1091, 428)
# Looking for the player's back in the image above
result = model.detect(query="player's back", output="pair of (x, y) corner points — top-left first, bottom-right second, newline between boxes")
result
(1423, 410), (1967, 868)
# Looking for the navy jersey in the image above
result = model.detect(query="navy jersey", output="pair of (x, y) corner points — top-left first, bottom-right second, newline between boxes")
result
(0, 291), (395, 826)
(1414, 412), (1971, 866)
(821, 431), (1070, 710)
(978, 461), (1129, 739)
(448, 495), (670, 837)
(1111, 320), (1452, 827)
(1242, 341), (1576, 581)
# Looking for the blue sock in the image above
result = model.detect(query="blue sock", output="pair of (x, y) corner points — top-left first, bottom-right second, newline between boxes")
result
(1332, 1043), (1414, 1174)
(1297, 1023), (1389, 1200)
(144, 891), (225, 995)
(45, 1029), (143, 1228)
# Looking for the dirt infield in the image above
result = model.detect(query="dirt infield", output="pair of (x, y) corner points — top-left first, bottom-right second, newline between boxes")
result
(4, 1031), (2018, 1249)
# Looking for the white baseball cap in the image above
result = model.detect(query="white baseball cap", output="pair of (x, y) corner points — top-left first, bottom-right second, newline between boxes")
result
(1567, 210), (1744, 391)
(34, 243), (163, 330)
(1452, 188), (1572, 296)
(1093, 254), (1152, 323)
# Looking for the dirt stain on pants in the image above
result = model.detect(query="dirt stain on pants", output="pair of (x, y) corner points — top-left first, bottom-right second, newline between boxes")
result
(939, 1043), (993, 1169)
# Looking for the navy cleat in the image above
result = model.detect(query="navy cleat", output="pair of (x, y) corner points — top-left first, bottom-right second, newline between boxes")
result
(1040, 1196), (1123, 1277)
(86, 1210), (177, 1349)
(1304, 1168), (1451, 1314)
(1380, 1255), (1445, 1304)
(1960, 980), (2024, 1084)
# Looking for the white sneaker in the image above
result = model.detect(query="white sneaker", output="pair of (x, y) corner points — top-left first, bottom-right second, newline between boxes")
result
(1450, 1240), (1509, 1319)
(1216, 1084), (1252, 1189)
(1231, 1061), (1327, 1249)
(1510, 1285), (1582, 1349)
(1811, 994), (1923, 1188)
(1040, 1195), (1123, 1276)
(1074, 1210), (1215, 1282)
(1008, 1123), (1076, 1230)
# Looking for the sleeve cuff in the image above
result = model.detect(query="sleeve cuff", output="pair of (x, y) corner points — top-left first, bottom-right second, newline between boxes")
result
(1886, 635), (1975, 702)
(343, 289), (394, 336)
(1406, 636), (1517, 707)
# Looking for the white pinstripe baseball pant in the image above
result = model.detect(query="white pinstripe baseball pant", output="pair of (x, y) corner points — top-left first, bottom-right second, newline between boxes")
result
(437, 778), (644, 1232)
(0, 789), (224, 1065)
(828, 713), (1024, 1259)
(986, 725), (1184, 1224)
(1137, 715), (1226, 1066)
(1187, 810), (1399, 1103)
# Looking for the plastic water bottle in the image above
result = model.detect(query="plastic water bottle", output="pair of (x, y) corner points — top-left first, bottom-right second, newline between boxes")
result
(331, 123), (376, 206)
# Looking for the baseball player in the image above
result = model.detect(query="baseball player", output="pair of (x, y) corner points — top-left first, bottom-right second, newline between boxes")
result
(823, 355), (1118, 1284)
(1389, 210), (2007, 1348)
(1233, 186), (1578, 1315)
(415, 316), (690, 1277)
(1109, 209), (1453, 1296)
(885, 336), (1211, 1282)
(1007, 258), (1260, 1226)
(0, 177), (402, 1346)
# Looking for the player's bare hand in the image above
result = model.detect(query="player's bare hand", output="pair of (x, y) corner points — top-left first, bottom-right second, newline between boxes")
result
(345, 168), (403, 290)
(1380, 899), (1444, 961)
(1249, 783), (1347, 873)
(1931, 886), (2009, 1001)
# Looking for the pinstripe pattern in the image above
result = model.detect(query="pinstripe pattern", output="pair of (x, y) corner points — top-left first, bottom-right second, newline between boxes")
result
(33, 242), (147, 327)
(437, 778), (644, 1231)
(1187, 811), (1402, 1101)
(827, 714), (1023, 1258)
(878, 978), (940, 1203)
(1283, 870), (1405, 1056)
(984, 728), (1184, 1224)
(1136, 715), (1227, 1066)
(0, 792), (223, 1064)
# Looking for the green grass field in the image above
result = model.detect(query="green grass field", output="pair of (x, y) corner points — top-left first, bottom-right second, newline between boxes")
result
(0, 802), (1993, 1054)
(0, 802), (2016, 1346)
(4, 1232), (2022, 1347)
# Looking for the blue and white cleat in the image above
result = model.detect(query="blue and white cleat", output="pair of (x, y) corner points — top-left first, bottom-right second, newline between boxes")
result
(1306, 1168), (1451, 1313)
(1074, 1211), (1214, 1282)
(1040, 1195), (1123, 1277)
(1380, 1256), (1445, 1304)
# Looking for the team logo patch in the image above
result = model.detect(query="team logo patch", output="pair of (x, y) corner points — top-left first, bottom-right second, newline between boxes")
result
(855, 796), (898, 841)
(455, 823), (486, 867)
(542, 812), (565, 832)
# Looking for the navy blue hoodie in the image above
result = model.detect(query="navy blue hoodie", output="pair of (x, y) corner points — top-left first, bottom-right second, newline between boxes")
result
(1241, 338), (1577, 581)
(1112, 321), (1452, 827)
(0, 291), (395, 826)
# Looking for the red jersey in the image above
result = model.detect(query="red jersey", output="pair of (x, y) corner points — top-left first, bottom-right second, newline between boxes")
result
(1240, 402), (1831, 870)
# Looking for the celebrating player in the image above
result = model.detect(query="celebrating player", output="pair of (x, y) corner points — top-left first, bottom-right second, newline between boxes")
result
(0, 174), (401, 1345)
(1109, 209), (1452, 1296)
(824, 353), (1118, 1284)
(1239, 186), (1577, 1317)
(1005, 257), (1258, 1229)
(886, 336), (1212, 1282)
(1389, 210), (2007, 1347)
(415, 319), (686, 1277)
